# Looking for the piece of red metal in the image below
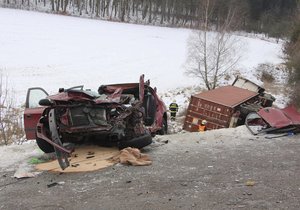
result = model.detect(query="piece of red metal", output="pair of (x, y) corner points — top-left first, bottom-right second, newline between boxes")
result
(281, 105), (300, 125)
(258, 105), (300, 128)
(36, 132), (72, 154)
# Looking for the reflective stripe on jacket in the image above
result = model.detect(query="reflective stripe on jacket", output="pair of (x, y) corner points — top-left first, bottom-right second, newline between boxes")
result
(169, 103), (178, 112)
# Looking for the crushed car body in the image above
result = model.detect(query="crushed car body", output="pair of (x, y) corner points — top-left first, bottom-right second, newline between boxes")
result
(23, 75), (168, 169)
(245, 105), (300, 135)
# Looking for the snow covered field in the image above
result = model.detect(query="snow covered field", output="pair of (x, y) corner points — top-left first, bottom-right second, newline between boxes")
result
(0, 8), (284, 107)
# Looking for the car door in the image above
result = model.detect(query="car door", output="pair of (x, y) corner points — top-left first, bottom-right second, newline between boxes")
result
(24, 87), (49, 140)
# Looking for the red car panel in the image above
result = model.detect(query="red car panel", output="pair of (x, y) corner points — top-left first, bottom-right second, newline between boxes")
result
(24, 107), (46, 139)
(258, 105), (300, 128)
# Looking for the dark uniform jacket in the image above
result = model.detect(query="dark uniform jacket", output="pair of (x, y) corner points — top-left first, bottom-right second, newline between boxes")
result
(169, 103), (179, 113)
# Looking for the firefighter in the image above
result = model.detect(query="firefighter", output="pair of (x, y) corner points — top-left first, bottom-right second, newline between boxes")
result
(199, 120), (207, 132)
(169, 100), (179, 121)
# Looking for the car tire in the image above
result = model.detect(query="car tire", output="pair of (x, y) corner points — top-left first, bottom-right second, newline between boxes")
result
(158, 117), (168, 135)
(119, 133), (152, 149)
(36, 136), (55, 153)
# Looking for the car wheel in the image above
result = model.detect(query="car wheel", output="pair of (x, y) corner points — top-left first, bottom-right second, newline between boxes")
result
(36, 135), (54, 153)
(119, 133), (152, 149)
(158, 117), (168, 135)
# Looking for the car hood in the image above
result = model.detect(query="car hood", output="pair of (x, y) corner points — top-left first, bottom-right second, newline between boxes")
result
(48, 89), (122, 104)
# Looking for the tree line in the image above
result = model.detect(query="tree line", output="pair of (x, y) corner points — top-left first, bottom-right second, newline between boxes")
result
(285, 12), (300, 107)
(1, 0), (299, 37)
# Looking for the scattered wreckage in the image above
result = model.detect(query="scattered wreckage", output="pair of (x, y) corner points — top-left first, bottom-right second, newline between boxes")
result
(184, 77), (275, 132)
(184, 76), (300, 137)
(245, 105), (300, 136)
(23, 75), (168, 169)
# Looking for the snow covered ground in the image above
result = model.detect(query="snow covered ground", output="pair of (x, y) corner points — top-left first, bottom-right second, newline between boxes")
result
(0, 8), (285, 108)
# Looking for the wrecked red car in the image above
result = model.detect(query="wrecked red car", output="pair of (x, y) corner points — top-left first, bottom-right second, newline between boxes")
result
(24, 75), (168, 169)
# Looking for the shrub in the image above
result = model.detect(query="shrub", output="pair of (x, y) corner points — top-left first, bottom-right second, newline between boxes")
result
(261, 70), (275, 83)
(0, 73), (25, 145)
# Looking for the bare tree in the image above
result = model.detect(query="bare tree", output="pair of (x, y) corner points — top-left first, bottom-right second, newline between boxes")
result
(185, 0), (242, 90)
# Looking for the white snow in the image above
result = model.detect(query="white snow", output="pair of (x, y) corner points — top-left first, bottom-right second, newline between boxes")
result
(0, 8), (284, 107)
(0, 141), (41, 171)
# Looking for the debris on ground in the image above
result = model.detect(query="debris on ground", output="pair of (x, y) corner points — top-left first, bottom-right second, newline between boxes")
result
(47, 181), (65, 188)
(112, 147), (152, 166)
(265, 132), (294, 139)
(35, 146), (119, 173)
(28, 157), (46, 165)
(13, 162), (41, 179)
(246, 105), (300, 135)
(245, 180), (256, 186)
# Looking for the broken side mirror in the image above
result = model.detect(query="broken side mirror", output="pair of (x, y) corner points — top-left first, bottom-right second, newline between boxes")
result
(39, 98), (53, 106)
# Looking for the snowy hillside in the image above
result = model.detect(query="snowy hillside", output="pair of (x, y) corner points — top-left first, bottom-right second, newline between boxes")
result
(0, 8), (284, 107)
